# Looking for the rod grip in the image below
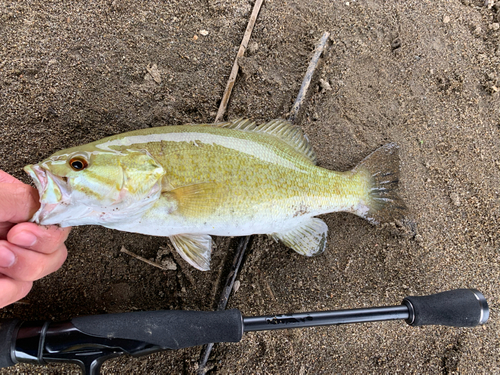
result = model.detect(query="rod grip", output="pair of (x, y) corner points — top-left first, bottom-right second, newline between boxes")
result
(0, 319), (19, 368)
(71, 309), (244, 349)
(403, 289), (489, 327)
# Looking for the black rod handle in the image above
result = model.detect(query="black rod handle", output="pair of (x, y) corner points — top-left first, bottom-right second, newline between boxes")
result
(0, 319), (19, 369)
(403, 289), (489, 327)
(71, 309), (244, 349)
(0, 310), (244, 372)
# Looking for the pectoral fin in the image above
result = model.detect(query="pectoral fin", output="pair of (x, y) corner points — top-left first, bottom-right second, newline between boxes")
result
(169, 234), (213, 271)
(163, 182), (223, 218)
(271, 218), (328, 257)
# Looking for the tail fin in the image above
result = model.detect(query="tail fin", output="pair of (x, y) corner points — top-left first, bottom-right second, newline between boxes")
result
(353, 143), (407, 225)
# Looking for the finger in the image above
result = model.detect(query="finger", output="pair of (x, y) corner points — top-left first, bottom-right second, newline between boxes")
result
(0, 183), (40, 226)
(0, 223), (14, 241)
(0, 170), (23, 184)
(7, 223), (71, 255)
(0, 240), (68, 282)
(0, 276), (33, 309)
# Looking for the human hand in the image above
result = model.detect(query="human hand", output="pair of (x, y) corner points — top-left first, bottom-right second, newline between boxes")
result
(0, 170), (70, 309)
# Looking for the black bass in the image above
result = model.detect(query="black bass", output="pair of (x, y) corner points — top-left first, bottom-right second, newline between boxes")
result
(24, 119), (406, 270)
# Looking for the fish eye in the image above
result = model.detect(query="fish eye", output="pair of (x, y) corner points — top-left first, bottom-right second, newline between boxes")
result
(69, 156), (89, 171)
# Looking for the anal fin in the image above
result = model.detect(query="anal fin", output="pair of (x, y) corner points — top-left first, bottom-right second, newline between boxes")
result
(271, 218), (328, 257)
(169, 234), (213, 271)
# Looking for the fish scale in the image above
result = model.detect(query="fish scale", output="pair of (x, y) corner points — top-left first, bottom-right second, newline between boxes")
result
(25, 119), (406, 271)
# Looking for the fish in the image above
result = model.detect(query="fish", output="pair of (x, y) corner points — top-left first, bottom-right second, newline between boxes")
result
(24, 119), (406, 271)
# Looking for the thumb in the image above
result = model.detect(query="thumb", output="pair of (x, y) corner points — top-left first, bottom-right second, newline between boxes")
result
(0, 183), (40, 224)
(0, 170), (24, 184)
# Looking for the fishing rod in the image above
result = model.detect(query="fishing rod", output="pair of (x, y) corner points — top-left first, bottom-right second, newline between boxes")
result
(0, 289), (488, 375)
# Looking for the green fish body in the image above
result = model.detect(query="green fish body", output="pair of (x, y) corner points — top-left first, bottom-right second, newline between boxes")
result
(25, 119), (406, 270)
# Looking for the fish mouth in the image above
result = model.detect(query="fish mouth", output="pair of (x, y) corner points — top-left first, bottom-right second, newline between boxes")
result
(24, 164), (72, 225)
(24, 164), (47, 197)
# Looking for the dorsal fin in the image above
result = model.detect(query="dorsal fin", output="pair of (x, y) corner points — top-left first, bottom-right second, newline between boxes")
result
(215, 118), (258, 131)
(186, 118), (256, 131)
(195, 118), (317, 164)
(217, 118), (317, 164)
(257, 119), (317, 164)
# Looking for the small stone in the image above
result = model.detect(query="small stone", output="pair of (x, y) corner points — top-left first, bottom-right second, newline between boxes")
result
(233, 280), (241, 293)
(443, 16), (450, 24)
(199, 29), (209, 36)
(146, 63), (161, 84)
(193, 35), (198, 40)
(486, 81), (499, 93)
(485, 0), (494, 9)
(450, 192), (461, 207)
(248, 42), (259, 54)
(489, 23), (500, 31)
(161, 259), (177, 270)
(319, 78), (332, 91)
(391, 37), (402, 50)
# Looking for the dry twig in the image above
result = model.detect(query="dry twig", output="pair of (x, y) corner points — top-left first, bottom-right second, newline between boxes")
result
(214, 0), (264, 123)
(120, 246), (172, 271)
(288, 31), (330, 123)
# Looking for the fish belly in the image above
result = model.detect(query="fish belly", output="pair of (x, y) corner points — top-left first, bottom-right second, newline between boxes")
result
(107, 203), (315, 237)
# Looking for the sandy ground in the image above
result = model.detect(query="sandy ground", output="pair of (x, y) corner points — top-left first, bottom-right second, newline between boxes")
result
(1, 0), (499, 373)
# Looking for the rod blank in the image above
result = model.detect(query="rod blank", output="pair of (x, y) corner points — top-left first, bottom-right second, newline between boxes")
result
(244, 305), (409, 332)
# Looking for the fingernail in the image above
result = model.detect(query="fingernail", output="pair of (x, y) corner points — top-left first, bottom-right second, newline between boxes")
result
(10, 231), (37, 247)
(0, 246), (16, 268)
